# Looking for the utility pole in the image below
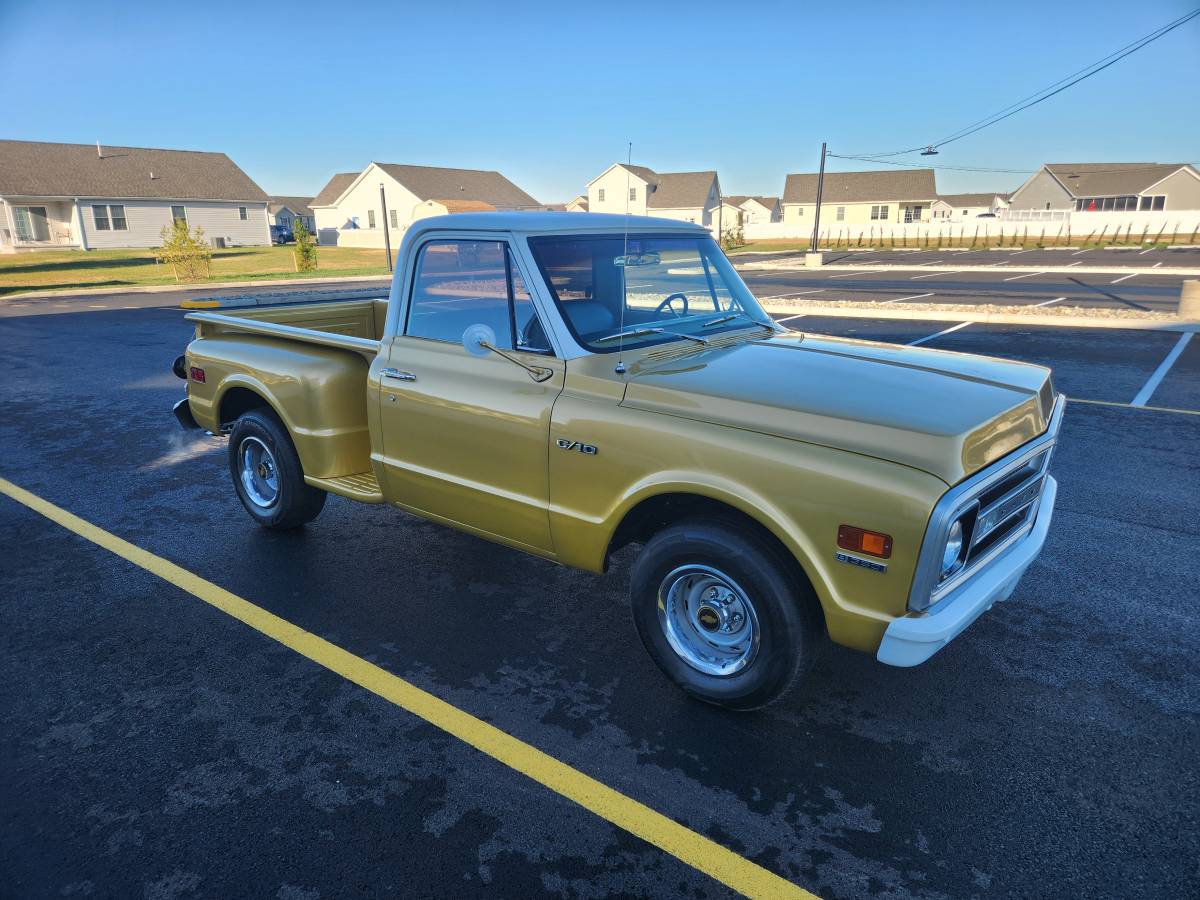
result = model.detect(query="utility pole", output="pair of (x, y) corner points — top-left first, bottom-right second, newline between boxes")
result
(810, 141), (827, 256)
(379, 183), (393, 272)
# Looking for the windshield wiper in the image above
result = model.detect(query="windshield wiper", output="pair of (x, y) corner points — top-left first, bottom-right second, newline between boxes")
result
(702, 312), (775, 332)
(594, 326), (710, 346)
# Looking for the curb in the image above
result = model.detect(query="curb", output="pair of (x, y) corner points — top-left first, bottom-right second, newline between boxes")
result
(4, 274), (391, 303)
(742, 262), (1200, 277)
(760, 302), (1198, 331)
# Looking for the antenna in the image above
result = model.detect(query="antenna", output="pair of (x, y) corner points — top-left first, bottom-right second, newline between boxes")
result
(615, 141), (632, 375)
(96, 140), (102, 159)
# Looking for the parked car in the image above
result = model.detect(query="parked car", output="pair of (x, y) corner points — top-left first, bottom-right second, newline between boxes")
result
(270, 225), (294, 244)
(171, 212), (1062, 710)
(976, 212), (998, 218)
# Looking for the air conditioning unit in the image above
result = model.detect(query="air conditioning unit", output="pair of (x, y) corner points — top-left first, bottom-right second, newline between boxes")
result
(212, 236), (227, 249)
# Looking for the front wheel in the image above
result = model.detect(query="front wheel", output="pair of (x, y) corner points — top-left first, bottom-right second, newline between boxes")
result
(228, 409), (326, 529)
(630, 518), (822, 711)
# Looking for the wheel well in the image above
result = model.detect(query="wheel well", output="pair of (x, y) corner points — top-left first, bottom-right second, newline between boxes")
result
(218, 386), (272, 428)
(609, 493), (817, 593)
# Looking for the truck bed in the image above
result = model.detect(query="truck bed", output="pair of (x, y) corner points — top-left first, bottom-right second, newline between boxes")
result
(185, 297), (389, 358)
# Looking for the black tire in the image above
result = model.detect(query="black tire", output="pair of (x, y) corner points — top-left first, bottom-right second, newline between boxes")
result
(227, 408), (326, 530)
(630, 517), (822, 711)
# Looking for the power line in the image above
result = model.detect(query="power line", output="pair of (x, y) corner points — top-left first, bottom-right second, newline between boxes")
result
(825, 154), (1200, 177)
(841, 8), (1200, 159)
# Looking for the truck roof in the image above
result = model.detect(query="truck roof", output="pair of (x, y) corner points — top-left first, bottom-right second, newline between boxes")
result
(405, 211), (710, 237)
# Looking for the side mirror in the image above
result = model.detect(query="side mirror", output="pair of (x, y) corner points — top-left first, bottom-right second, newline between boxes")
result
(461, 324), (554, 383)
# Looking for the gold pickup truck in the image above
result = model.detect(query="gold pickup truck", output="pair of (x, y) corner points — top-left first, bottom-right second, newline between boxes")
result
(173, 212), (1062, 710)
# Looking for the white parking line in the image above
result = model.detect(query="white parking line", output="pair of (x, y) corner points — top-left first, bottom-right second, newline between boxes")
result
(881, 292), (934, 304)
(827, 270), (868, 278)
(1152, 261), (1163, 268)
(759, 289), (826, 299)
(908, 322), (972, 346)
(1110, 273), (1138, 284)
(915, 258), (944, 265)
(1072, 248), (1090, 256)
(1010, 249), (1035, 255)
(1132, 333), (1193, 407)
(1139, 247), (1155, 255)
(910, 269), (962, 280)
(1031, 296), (1066, 308)
(775, 313), (808, 324)
(1003, 271), (1047, 281)
(1066, 261), (1083, 267)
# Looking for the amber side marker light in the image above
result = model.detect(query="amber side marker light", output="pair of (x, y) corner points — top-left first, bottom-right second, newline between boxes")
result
(838, 524), (893, 559)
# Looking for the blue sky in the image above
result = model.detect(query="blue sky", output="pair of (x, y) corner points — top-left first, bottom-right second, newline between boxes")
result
(1, 0), (1197, 202)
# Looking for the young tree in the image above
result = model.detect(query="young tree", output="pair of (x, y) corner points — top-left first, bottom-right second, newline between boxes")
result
(158, 220), (212, 283)
(293, 218), (317, 272)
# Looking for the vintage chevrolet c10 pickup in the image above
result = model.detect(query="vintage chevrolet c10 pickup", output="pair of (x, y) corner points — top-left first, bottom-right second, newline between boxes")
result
(172, 212), (1062, 709)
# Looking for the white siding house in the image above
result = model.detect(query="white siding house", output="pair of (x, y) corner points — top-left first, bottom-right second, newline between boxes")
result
(585, 164), (722, 230)
(0, 139), (270, 252)
(930, 193), (1009, 220)
(1005, 163), (1200, 220)
(267, 197), (315, 233)
(311, 162), (542, 248)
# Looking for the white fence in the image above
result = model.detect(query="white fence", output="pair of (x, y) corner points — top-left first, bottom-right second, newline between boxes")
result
(744, 211), (1200, 245)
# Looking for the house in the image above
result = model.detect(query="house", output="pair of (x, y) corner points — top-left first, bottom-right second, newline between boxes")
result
(586, 164), (722, 230)
(1006, 163), (1200, 214)
(781, 168), (938, 226)
(738, 196), (781, 224)
(267, 197), (315, 233)
(931, 192), (1009, 220)
(0, 139), (270, 252)
(565, 194), (589, 212)
(311, 162), (541, 247)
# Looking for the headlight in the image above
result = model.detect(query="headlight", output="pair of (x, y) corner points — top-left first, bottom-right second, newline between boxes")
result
(940, 518), (965, 579)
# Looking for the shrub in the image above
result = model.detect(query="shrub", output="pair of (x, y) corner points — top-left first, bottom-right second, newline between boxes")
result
(293, 218), (317, 272)
(158, 220), (212, 283)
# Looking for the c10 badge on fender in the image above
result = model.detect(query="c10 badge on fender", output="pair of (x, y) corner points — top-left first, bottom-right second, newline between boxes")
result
(556, 438), (598, 456)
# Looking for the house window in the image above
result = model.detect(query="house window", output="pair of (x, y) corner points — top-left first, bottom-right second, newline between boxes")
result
(390, 209), (399, 228)
(171, 205), (187, 225)
(836, 206), (845, 221)
(871, 204), (889, 220)
(239, 206), (247, 220)
(109, 205), (127, 230)
(796, 206), (803, 216)
(629, 187), (636, 201)
(1153, 195), (1165, 210)
(368, 209), (376, 228)
(92, 204), (110, 231)
(598, 189), (606, 202)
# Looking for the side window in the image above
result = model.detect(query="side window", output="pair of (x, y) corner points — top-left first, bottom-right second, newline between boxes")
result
(406, 240), (514, 350)
(510, 263), (551, 352)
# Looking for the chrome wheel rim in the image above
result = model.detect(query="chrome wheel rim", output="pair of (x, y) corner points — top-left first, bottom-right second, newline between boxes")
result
(657, 565), (760, 676)
(239, 437), (279, 509)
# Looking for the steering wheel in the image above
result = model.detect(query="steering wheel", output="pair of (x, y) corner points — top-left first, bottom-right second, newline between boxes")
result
(654, 292), (690, 317)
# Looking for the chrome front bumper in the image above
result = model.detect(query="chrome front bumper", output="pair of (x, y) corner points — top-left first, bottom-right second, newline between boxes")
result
(876, 474), (1057, 667)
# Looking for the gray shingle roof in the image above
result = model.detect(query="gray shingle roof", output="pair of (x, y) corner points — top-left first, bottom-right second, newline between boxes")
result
(745, 195), (780, 209)
(783, 169), (937, 204)
(647, 171), (717, 209)
(268, 195), (314, 217)
(722, 194), (750, 207)
(311, 172), (359, 207)
(376, 163), (541, 208)
(0, 139), (267, 201)
(1043, 163), (1194, 197)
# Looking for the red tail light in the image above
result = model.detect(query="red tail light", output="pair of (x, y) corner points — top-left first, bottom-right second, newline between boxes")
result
(189, 366), (206, 383)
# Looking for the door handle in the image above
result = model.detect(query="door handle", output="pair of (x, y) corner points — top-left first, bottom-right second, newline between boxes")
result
(381, 368), (417, 382)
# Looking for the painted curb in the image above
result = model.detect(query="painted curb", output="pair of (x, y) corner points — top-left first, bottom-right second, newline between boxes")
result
(761, 302), (1199, 332)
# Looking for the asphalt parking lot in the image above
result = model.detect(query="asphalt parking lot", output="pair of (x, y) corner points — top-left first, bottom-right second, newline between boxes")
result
(2, 299), (1198, 898)
(734, 245), (1200, 269)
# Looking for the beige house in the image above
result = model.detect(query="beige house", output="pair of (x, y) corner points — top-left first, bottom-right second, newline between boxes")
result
(0, 139), (270, 252)
(267, 196), (315, 233)
(311, 162), (542, 247)
(586, 164), (722, 230)
(738, 196), (781, 224)
(781, 169), (937, 226)
(1006, 163), (1200, 215)
(931, 192), (1009, 220)
(565, 194), (589, 212)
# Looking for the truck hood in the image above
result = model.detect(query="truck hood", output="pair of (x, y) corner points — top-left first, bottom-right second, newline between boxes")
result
(623, 331), (1056, 484)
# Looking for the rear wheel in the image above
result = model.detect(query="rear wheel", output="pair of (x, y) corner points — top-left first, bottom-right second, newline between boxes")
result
(630, 518), (822, 711)
(228, 409), (326, 529)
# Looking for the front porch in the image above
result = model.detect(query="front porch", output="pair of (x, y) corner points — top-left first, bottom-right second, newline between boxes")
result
(0, 199), (82, 253)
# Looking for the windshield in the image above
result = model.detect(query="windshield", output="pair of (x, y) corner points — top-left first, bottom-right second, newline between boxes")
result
(527, 233), (774, 352)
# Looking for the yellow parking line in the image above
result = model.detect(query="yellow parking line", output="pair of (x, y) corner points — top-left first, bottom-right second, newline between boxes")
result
(0, 476), (817, 900)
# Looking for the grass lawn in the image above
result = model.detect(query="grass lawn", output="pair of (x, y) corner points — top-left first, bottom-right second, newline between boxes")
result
(0, 246), (392, 297)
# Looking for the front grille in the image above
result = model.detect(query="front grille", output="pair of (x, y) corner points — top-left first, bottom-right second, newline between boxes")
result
(909, 394), (1064, 612)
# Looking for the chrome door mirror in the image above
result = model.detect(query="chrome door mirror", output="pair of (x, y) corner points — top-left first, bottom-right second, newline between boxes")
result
(461, 324), (554, 383)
